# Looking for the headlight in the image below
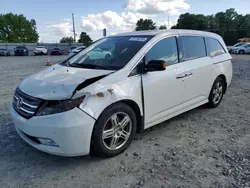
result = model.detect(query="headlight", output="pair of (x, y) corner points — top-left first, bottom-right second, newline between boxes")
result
(36, 96), (85, 116)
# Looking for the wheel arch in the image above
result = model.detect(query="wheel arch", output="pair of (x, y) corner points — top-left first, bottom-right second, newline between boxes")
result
(95, 99), (144, 134)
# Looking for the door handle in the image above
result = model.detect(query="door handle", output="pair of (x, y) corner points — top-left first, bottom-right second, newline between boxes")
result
(176, 74), (186, 79)
(176, 73), (193, 79)
(185, 72), (193, 77)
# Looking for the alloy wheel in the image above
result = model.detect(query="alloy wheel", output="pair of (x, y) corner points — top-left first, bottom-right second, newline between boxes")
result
(102, 112), (132, 150)
(212, 82), (223, 104)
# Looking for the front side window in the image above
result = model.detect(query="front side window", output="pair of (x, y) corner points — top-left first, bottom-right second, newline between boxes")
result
(180, 36), (206, 61)
(146, 37), (178, 66)
(67, 36), (153, 70)
(205, 37), (225, 57)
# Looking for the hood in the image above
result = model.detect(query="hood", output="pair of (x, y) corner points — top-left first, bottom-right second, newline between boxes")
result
(19, 64), (114, 100)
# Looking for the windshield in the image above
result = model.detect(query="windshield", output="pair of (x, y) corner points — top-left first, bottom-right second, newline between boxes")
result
(16, 46), (25, 49)
(53, 48), (60, 50)
(67, 35), (152, 70)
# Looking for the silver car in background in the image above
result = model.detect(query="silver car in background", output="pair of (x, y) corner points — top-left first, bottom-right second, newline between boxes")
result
(0, 48), (10, 56)
(68, 46), (86, 57)
(232, 43), (250, 54)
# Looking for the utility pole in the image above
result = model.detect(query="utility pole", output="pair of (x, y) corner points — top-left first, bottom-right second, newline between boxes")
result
(168, 16), (170, 29)
(72, 13), (76, 43)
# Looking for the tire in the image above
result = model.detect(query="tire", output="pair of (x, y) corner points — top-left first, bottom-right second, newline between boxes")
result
(91, 103), (137, 158)
(239, 50), (245, 54)
(207, 77), (226, 108)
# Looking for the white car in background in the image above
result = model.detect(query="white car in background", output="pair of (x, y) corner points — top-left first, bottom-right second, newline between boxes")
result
(68, 46), (86, 57)
(232, 43), (250, 54)
(34, 46), (48, 55)
(88, 48), (112, 59)
(10, 30), (232, 157)
(227, 42), (246, 53)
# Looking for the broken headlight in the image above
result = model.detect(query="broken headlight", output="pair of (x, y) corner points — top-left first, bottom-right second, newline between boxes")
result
(36, 96), (85, 116)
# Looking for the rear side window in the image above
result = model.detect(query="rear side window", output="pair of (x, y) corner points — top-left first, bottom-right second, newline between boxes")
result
(146, 37), (178, 66)
(180, 36), (206, 61)
(205, 37), (225, 57)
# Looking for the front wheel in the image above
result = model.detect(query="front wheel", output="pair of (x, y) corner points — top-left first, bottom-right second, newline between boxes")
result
(239, 50), (245, 54)
(207, 77), (226, 108)
(91, 103), (137, 158)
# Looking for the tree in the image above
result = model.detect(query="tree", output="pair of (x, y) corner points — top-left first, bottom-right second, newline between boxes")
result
(159, 25), (167, 30)
(60, 36), (74, 43)
(171, 9), (250, 45)
(172, 13), (208, 30)
(135, 19), (156, 31)
(78, 32), (92, 46)
(0, 13), (39, 43)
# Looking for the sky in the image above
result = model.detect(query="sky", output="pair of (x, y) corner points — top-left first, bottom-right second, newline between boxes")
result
(1, 0), (250, 43)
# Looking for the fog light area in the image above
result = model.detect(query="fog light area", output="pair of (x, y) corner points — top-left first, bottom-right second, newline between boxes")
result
(37, 138), (59, 147)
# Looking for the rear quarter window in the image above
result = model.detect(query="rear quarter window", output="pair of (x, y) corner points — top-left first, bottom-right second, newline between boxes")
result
(180, 36), (206, 61)
(205, 37), (226, 57)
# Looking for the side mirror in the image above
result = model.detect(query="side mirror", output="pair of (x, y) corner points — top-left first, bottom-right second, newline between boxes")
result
(146, 60), (166, 72)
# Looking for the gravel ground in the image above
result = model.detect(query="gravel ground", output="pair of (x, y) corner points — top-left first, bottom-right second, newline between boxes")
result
(0, 55), (250, 188)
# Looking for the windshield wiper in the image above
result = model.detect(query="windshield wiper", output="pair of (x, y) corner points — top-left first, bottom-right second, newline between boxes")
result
(73, 63), (107, 70)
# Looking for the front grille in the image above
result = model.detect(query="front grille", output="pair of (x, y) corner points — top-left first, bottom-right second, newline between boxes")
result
(13, 88), (43, 119)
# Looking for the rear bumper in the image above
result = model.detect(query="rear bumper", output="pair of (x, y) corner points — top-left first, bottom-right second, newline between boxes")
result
(10, 105), (96, 156)
(34, 51), (46, 54)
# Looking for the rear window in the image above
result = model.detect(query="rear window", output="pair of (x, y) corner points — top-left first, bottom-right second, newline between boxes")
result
(180, 36), (206, 61)
(205, 37), (225, 57)
(53, 48), (60, 50)
(37, 46), (45, 48)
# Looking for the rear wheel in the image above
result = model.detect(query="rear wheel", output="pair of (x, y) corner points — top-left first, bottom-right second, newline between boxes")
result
(207, 77), (225, 108)
(91, 103), (137, 158)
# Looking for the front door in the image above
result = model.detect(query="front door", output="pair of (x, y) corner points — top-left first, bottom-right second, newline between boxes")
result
(142, 36), (186, 128)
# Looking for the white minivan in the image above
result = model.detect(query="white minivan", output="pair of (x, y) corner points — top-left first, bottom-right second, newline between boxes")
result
(10, 30), (232, 157)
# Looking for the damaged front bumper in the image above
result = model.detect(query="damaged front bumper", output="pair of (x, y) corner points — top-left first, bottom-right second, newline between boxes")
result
(10, 105), (96, 156)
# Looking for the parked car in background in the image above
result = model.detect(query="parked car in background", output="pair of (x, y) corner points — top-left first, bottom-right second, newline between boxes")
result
(232, 43), (250, 54)
(68, 46), (86, 57)
(227, 42), (246, 53)
(68, 46), (77, 54)
(0, 48), (10, 56)
(34, 46), (48, 55)
(51, 48), (63, 55)
(10, 30), (232, 157)
(88, 48), (112, 59)
(14, 46), (29, 56)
